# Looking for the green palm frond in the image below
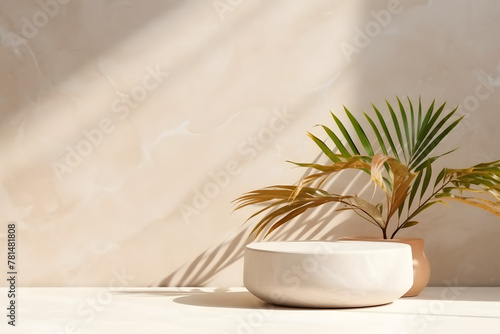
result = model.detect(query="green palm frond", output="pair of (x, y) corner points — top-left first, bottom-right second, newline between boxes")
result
(297, 98), (461, 210)
(315, 98), (461, 171)
(234, 97), (500, 239)
(434, 160), (500, 216)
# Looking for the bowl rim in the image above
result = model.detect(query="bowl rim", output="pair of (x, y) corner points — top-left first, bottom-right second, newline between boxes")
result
(245, 240), (411, 255)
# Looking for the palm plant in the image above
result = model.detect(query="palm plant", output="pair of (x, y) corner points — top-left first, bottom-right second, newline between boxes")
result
(234, 97), (500, 239)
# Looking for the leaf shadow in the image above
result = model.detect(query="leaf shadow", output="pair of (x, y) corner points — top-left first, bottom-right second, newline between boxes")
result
(155, 152), (366, 287)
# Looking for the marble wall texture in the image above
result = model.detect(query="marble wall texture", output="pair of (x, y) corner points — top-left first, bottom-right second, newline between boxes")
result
(1, 0), (500, 287)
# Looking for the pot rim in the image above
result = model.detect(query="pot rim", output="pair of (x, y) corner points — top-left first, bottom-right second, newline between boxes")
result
(340, 236), (424, 241)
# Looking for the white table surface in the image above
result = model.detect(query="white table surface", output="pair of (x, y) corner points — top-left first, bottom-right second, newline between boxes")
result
(1, 287), (500, 333)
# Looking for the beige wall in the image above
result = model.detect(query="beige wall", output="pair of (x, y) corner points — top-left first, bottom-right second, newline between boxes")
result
(1, 0), (500, 287)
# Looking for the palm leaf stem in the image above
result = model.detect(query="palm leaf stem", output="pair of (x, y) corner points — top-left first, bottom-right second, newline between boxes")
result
(390, 180), (451, 238)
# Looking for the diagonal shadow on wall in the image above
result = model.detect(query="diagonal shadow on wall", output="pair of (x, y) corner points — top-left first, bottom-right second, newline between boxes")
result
(155, 148), (377, 287)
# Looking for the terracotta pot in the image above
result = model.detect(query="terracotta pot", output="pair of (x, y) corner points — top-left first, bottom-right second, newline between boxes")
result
(339, 237), (430, 297)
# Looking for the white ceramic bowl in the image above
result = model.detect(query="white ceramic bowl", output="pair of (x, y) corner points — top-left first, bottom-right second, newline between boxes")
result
(244, 241), (413, 308)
